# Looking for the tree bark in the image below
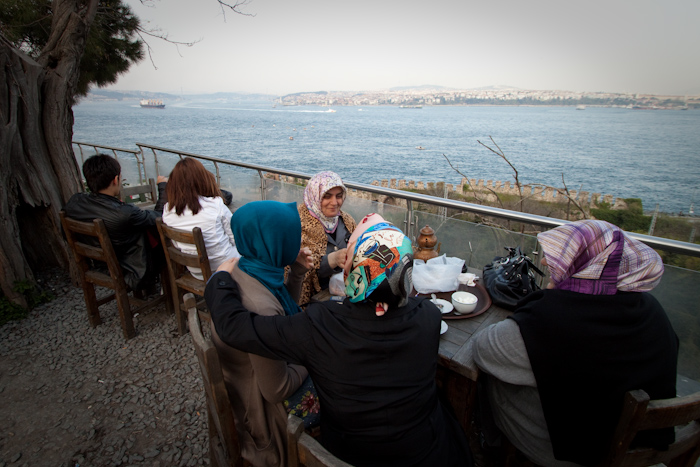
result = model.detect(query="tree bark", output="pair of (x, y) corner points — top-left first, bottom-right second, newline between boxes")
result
(0, 0), (97, 305)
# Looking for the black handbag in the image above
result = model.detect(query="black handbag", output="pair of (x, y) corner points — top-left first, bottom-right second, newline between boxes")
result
(482, 247), (544, 310)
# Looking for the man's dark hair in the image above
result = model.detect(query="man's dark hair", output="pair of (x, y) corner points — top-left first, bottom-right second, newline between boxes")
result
(82, 154), (121, 193)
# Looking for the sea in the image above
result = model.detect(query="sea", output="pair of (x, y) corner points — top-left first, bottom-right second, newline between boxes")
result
(72, 99), (700, 215)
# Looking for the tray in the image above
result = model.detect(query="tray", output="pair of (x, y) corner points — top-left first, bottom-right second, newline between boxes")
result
(415, 282), (492, 320)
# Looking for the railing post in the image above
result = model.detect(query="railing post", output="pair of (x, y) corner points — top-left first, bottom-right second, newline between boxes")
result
(257, 170), (266, 201)
(405, 200), (414, 239)
(213, 162), (221, 187)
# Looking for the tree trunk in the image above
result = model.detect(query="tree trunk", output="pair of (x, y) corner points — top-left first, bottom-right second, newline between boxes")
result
(0, 0), (97, 305)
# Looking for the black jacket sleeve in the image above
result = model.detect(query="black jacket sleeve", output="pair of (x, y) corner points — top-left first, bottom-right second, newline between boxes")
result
(204, 271), (311, 365)
(154, 181), (168, 214)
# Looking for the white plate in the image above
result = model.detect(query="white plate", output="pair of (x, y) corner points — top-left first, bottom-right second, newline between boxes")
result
(432, 298), (454, 314)
(440, 320), (448, 335)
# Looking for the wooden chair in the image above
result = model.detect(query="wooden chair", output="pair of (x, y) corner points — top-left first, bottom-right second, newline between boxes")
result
(157, 218), (212, 335)
(122, 178), (158, 209)
(599, 389), (700, 467)
(287, 415), (354, 467)
(60, 211), (171, 339)
(186, 294), (247, 467)
(186, 294), (351, 467)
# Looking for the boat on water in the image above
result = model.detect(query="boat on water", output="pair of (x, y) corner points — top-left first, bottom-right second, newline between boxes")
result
(399, 105), (422, 109)
(416, 146), (425, 150)
(576, 105), (586, 110)
(140, 99), (165, 109)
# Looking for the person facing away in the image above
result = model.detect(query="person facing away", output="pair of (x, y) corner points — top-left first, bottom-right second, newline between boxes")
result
(466, 219), (678, 467)
(161, 157), (239, 280)
(63, 153), (168, 292)
(208, 200), (317, 466)
(206, 215), (473, 467)
(296, 170), (357, 305)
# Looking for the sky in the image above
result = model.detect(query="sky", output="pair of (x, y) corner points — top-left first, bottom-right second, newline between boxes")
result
(107, 0), (700, 96)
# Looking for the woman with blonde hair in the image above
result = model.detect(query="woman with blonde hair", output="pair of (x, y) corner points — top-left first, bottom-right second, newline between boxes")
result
(297, 171), (356, 305)
(162, 157), (239, 279)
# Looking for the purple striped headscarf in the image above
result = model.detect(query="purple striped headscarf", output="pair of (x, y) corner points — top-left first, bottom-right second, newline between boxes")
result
(537, 220), (663, 295)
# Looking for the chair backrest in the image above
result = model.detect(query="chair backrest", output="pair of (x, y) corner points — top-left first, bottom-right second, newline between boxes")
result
(601, 389), (700, 467)
(287, 415), (354, 467)
(186, 294), (246, 467)
(60, 211), (125, 290)
(157, 218), (212, 334)
(156, 218), (212, 288)
(122, 178), (158, 208)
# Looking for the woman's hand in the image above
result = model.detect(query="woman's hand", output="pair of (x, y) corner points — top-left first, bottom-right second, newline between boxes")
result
(157, 175), (168, 184)
(296, 247), (314, 270)
(217, 257), (239, 275)
(327, 248), (348, 269)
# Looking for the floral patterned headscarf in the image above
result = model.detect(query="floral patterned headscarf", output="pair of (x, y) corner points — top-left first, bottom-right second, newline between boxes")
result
(344, 222), (413, 309)
(303, 171), (346, 233)
(537, 220), (664, 295)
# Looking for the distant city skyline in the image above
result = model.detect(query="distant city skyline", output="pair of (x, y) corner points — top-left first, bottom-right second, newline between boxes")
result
(107, 0), (700, 97)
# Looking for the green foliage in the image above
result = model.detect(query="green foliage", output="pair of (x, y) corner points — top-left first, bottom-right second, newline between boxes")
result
(0, 0), (144, 98)
(591, 200), (651, 233)
(0, 280), (54, 326)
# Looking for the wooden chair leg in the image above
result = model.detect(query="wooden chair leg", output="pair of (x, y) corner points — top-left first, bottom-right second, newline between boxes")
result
(81, 281), (102, 327)
(175, 288), (188, 336)
(115, 286), (135, 339)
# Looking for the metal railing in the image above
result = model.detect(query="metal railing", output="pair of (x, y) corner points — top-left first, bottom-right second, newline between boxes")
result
(72, 140), (700, 383)
(73, 141), (700, 259)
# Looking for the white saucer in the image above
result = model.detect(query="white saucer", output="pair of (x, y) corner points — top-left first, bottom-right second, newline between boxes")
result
(432, 298), (454, 314)
(440, 320), (448, 335)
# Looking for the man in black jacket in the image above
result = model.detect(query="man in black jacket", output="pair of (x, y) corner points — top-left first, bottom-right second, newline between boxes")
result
(64, 154), (168, 293)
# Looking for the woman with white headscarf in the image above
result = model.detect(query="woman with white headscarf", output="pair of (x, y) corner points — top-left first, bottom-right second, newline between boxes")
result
(297, 171), (356, 305)
(206, 215), (473, 466)
(467, 220), (678, 467)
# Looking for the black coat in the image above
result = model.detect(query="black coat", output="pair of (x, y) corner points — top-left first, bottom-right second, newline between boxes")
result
(511, 289), (679, 466)
(206, 271), (472, 467)
(63, 182), (167, 290)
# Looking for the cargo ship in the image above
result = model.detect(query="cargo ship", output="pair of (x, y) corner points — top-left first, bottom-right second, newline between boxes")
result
(140, 99), (165, 109)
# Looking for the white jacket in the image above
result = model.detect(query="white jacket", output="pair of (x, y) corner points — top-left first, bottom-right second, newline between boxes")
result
(162, 196), (240, 280)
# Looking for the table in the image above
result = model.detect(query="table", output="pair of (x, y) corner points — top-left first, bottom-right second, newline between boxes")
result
(433, 283), (512, 434)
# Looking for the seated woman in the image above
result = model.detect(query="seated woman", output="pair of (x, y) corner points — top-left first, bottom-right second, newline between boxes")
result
(210, 200), (317, 466)
(162, 158), (239, 279)
(466, 220), (678, 466)
(297, 171), (356, 305)
(206, 216), (473, 467)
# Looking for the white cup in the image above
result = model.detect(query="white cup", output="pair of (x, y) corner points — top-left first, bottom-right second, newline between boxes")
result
(458, 273), (476, 286)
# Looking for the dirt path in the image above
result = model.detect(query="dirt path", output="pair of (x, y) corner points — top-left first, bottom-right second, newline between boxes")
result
(0, 270), (209, 467)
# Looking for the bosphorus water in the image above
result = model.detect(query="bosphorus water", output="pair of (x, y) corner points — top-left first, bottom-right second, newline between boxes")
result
(72, 99), (700, 215)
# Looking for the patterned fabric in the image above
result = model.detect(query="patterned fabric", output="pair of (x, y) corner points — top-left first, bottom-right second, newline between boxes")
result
(537, 220), (664, 294)
(284, 376), (321, 429)
(232, 201), (303, 315)
(295, 205), (356, 306)
(303, 171), (346, 233)
(345, 222), (413, 306)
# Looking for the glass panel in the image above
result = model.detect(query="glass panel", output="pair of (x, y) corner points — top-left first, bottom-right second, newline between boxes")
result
(650, 265), (700, 383)
(72, 145), (700, 389)
(412, 208), (540, 271)
(262, 177), (305, 204)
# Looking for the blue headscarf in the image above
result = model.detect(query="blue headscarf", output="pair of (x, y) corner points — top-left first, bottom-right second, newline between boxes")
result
(232, 201), (302, 316)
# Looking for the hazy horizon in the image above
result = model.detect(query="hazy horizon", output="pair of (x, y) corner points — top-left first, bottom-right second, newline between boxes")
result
(107, 0), (700, 97)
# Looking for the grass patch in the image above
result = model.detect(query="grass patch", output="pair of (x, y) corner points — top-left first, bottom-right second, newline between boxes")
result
(0, 280), (55, 327)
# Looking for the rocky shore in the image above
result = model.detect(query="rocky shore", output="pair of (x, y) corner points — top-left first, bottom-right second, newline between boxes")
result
(0, 270), (209, 467)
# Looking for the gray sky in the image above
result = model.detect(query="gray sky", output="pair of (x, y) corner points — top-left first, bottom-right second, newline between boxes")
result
(108, 0), (700, 96)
